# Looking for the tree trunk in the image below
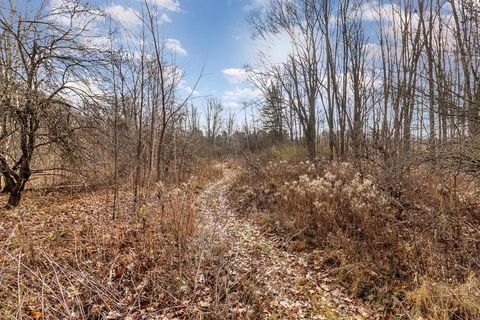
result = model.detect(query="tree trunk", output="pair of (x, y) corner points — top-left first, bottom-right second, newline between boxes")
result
(6, 190), (22, 208)
(306, 116), (316, 159)
(1, 157), (31, 209)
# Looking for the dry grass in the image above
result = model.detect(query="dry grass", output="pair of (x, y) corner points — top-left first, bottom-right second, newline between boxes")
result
(407, 275), (480, 320)
(229, 158), (480, 318)
(0, 164), (239, 319)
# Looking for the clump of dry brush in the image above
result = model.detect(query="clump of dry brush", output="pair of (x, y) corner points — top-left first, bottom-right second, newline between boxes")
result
(230, 159), (480, 318)
(0, 164), (234, 319)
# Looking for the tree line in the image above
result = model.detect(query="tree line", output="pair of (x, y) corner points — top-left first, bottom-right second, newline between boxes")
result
(0, 0), (246, 208)
(2, 0), (479, 208)
(247, 0), (480, 177)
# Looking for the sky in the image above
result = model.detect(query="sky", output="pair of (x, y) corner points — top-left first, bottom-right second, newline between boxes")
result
(28, 0), (453, 122)
(103, 0), (270, 111)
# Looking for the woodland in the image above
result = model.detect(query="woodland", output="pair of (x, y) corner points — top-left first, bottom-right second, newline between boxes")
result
(1, 0), (480, 319)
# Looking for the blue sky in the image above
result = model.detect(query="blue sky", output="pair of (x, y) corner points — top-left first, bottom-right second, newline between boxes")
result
(103, 0), (267, 110)
(41, 0), (449, 119)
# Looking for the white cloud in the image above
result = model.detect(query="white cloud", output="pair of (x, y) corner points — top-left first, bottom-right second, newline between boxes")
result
(160, 13), (172, 23)
(105, 4), (171, 31)
(49, 0), (100, 31)
(247, 30), (292, 65)
(147, 0), (181, 12)
(222, 85), (261, 112)
(364, 42), (382, 59)
(245, 0), (268, 11)
(224, 101), (242, 109)
(359, 1), (401, 23)
(165, 39), (187, 55)
(105, 4), (141, 27)
(222, 68), (248, 84)
(48, 0), (107, 49)
(88, 36), (111, 50)
(223, 87), (261, 101)
(179, 80), (200, 96)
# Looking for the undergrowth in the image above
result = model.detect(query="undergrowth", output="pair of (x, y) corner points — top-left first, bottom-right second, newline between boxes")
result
(229, 158), (480, 319)
(0, 164), (238, 319)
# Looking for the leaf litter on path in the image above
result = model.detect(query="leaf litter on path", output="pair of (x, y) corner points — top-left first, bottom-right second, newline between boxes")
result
(195, 164), (374, 319)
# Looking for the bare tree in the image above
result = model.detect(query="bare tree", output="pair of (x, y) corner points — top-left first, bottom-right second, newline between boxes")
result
(249, 0), (323, 158)
(0, 0), (104, 207)
(205, 98), (224, 145)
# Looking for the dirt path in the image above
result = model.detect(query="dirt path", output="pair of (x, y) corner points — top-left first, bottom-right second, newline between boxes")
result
(196, 165), (373, 319)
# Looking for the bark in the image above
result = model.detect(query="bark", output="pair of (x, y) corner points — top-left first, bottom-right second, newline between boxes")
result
(1, 154), (31, 208)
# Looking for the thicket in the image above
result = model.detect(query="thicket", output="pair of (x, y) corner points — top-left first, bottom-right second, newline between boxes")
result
(230, 154), (480, 318)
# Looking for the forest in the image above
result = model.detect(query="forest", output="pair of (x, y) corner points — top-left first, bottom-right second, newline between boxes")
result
(1, 0), (479, 319)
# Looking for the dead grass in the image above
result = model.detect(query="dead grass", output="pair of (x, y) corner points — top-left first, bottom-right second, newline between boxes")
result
(407, 275), (480, 320)
(0, 164), (241, 319)
(229, 158), (480, 318)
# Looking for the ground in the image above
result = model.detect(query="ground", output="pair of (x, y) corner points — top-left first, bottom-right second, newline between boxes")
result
(194, 164), (373, 319)
(0, 163), (375, 319)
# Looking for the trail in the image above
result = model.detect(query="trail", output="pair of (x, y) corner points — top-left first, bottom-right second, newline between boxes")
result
(196, 164), (373, 319)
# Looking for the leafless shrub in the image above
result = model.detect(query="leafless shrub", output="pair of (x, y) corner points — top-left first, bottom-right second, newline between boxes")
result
(230, 159), (480, 318)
